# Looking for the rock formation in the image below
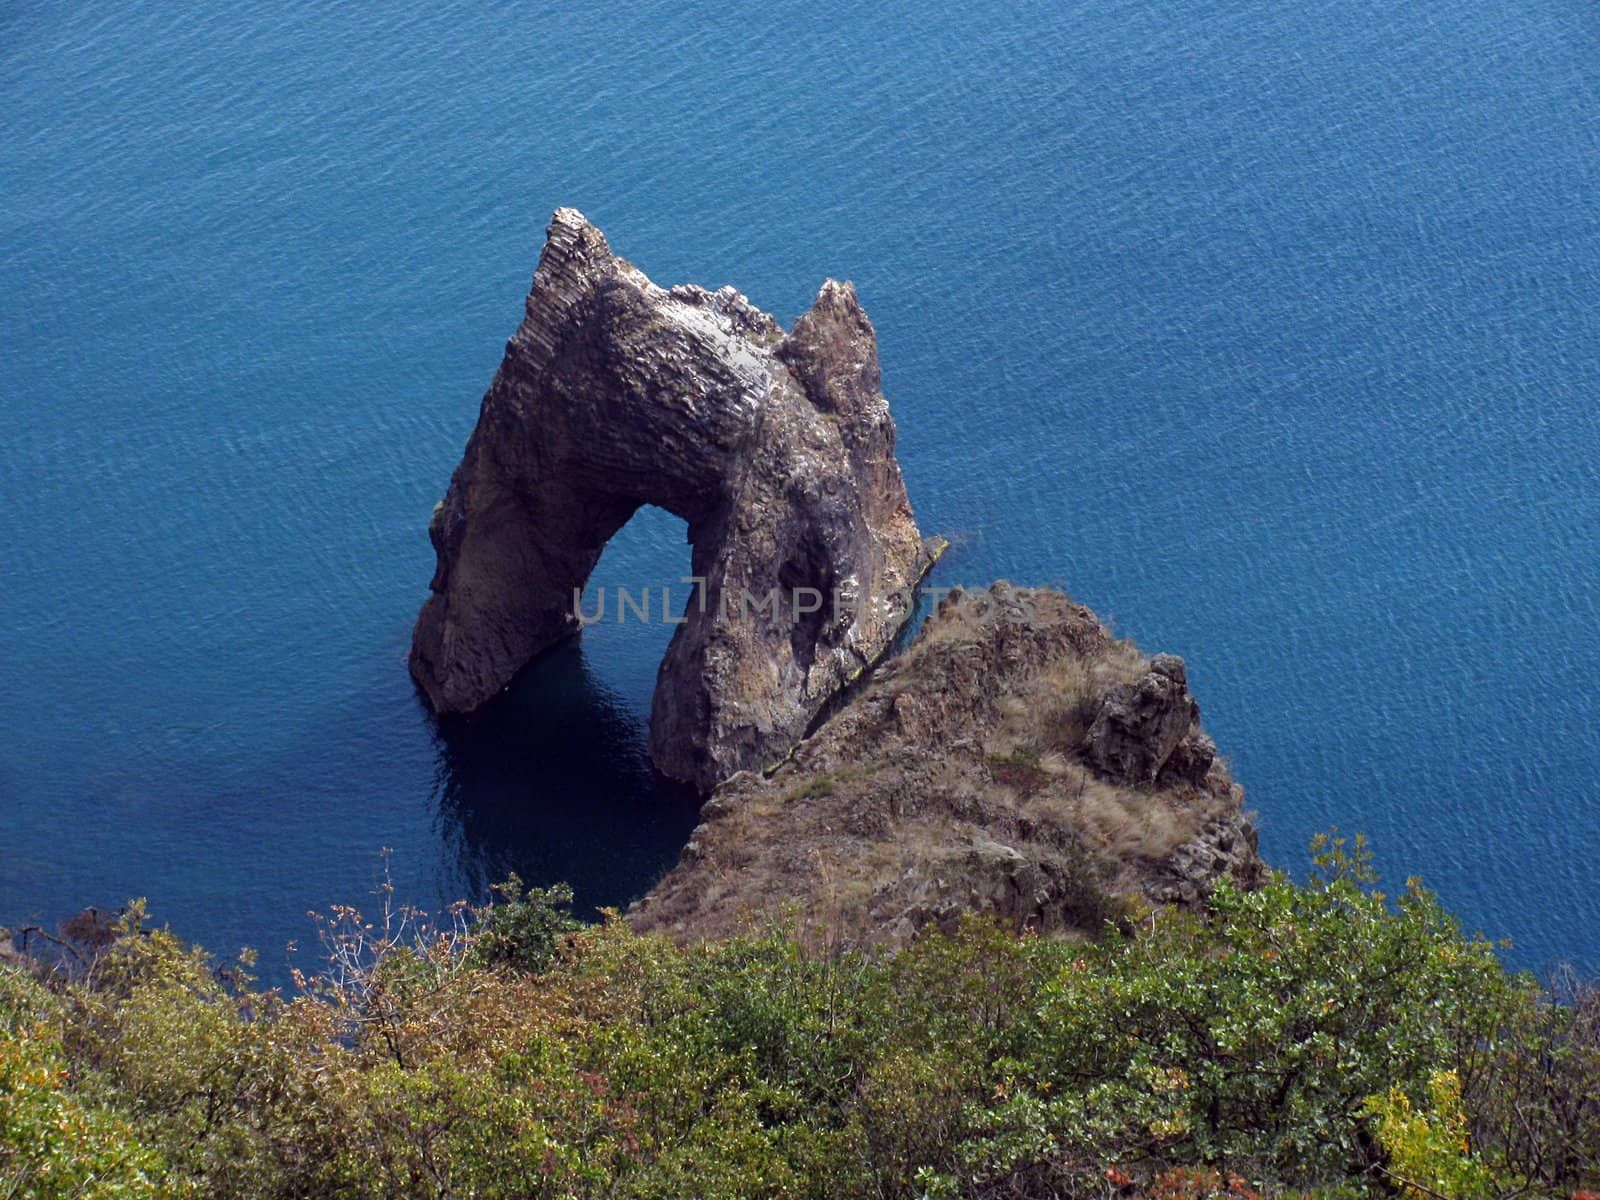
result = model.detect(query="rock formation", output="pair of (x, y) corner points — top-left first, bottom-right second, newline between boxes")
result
(1084, 653), (1216, 787)
(411, 209), (940, 789)
(630, 584), (1264, 945)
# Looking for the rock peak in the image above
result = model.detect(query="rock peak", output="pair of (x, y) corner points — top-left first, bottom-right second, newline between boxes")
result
(411, 210), (941, 788)
(539, 207), (609, 266)
(549, 205), (590, 230)
(809, 277), (863, 314)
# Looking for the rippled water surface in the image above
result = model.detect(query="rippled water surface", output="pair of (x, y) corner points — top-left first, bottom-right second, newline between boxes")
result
(3, 1), (1598, 973)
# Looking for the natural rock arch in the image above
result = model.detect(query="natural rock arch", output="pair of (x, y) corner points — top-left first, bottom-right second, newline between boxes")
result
(410, 209), (939, 790)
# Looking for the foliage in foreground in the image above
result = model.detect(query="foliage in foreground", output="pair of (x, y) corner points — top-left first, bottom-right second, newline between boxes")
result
(1, 838), (1597, 1200)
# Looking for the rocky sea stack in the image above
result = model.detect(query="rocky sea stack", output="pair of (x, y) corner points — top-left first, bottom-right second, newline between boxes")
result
(411, 209), (940, 789)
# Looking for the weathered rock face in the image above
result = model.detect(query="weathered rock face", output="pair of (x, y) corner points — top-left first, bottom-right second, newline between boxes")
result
(1085, 653), (1210, 786)
(411, 209), (938, 789)
(629, 584), (1265, 946)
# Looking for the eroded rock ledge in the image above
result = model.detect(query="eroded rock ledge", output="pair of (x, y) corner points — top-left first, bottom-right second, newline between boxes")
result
(630, 584), (1264, 945)
(411, 209), (939, 789)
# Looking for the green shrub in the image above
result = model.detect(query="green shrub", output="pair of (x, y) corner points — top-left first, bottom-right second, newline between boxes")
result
(1362, 1070), (1492, 1199)
(1010, 837), (1514, 1185)
(0, 843), (1593, 1199)
(1461, 964), (1600, 1191)
(0, 966), (177, 1199)
(469, 875), (581, 973)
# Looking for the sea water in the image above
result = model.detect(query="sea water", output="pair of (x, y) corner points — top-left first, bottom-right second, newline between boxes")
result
(3, 0), (1597, 975)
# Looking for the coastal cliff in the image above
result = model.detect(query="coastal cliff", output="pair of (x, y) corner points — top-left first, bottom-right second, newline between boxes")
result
(411, 209), (938, 789)
(631, 583), (1263, 943)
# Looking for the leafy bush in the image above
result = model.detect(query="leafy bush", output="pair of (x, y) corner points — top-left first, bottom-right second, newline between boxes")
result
(1003, 835), (1514, 1186)
(1362, 1071), (1491, 1199)
(0, 967), (176, 1198)
(0, 839), (1594, 1199)
(469, 874), (581, 973)
(1461, 964), (1600, 1190)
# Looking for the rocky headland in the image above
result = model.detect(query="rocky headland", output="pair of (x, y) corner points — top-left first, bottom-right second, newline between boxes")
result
(414, 211), (1263, 940)
(630, 583), (1262, 944)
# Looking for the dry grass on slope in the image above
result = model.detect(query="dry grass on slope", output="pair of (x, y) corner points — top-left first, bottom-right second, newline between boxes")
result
(630, 584), (1261, 947)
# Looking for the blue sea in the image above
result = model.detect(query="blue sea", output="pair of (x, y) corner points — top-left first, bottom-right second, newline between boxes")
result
(3, 1), (1598, 977)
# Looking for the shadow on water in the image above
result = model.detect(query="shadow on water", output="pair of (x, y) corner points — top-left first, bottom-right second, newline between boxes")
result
(428, 641), (703, 917)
